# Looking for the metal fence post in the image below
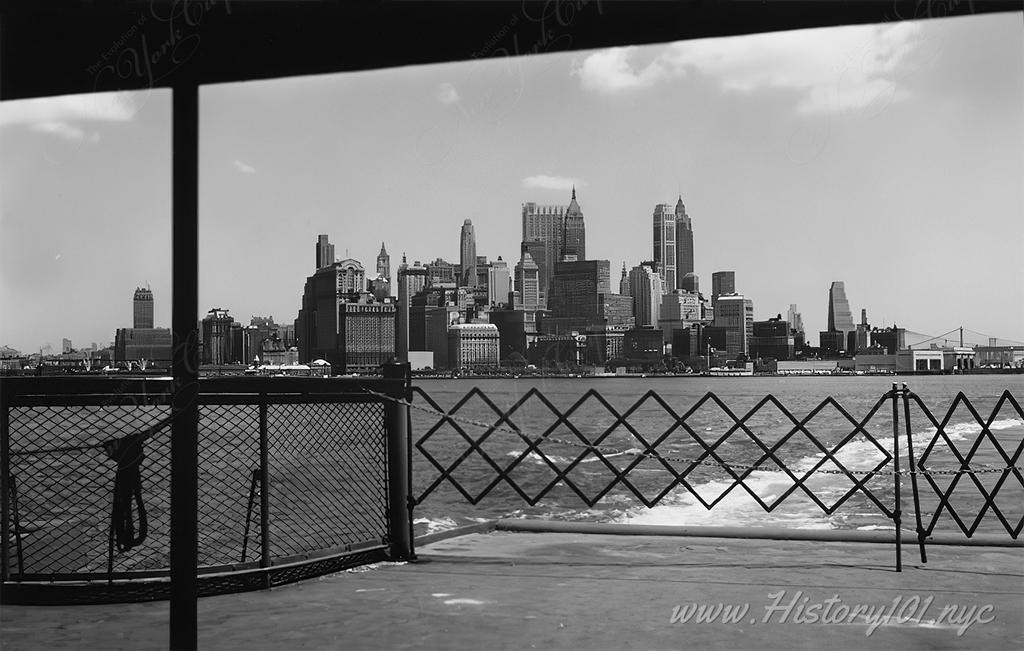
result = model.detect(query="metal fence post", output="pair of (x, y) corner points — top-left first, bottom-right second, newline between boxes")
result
(890, 383), (902, 572)
(383, 362), (413, 560)
(405, 370), (416, 560)
(901, 383), (928, 564)
(259, 399), (272, 575)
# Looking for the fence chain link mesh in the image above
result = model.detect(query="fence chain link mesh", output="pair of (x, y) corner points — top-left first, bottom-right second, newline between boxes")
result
(3, 385), (391, 588)
(267, 402), (388, 560)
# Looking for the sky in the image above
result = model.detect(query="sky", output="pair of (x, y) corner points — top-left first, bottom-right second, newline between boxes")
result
(1, 12), (1022, 354)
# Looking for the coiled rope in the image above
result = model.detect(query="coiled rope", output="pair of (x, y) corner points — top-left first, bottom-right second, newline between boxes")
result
(104, 432), (148, 552)
(99, 414), (174, 552)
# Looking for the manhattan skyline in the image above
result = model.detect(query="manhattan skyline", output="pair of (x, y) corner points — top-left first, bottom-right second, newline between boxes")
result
(1, 12), (1021, 353)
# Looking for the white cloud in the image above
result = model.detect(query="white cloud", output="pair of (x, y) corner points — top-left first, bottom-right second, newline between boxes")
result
(30, 121), (100, 143)
(0, 91), (138, 126)
(437, 82), (460, 105)
(571, 47), (670, 92)
(233, 159), (256, 174)
(573, 22), (924, 114)
(522, 175), (582, 191)
(0, 91), (138, 142)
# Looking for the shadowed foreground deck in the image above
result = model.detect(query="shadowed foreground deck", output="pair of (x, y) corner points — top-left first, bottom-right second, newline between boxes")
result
(2, 529), (1021, 650)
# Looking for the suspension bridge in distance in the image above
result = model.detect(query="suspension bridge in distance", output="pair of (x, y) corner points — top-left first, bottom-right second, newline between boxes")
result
(901, 326), (1024, 350)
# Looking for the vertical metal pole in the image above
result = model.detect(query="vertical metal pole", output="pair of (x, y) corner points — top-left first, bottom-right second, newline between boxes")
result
(170, 82), (200, 651)
(383, 362), (412, 560)
(259, 399), (271, 571)
(403, 365), (417, 560)
(890, 383), (902, 572)
(901, 384), (928, 564)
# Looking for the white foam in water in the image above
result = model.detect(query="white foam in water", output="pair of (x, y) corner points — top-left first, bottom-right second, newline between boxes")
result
(618, 468), (835, 530)
(921, 418), (1023, 442)
(413, 516), (459, 534)
(506, 449), (636, 466)
(500, 417), (1021, 530)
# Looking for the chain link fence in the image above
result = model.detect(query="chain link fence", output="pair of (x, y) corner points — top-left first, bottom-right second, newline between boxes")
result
(2, 377), (399, 603)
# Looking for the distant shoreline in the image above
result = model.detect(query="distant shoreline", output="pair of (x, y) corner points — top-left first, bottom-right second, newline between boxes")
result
(413, 368), (1024, 380)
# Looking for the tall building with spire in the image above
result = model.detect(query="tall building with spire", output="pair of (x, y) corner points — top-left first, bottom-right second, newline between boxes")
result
(459, 219), (477, 287)
(619, 262), (630, 296)
(376, 242), (391, 288)
(316, 234), (335, 270)
(133, 286), (154, 329)
(674, 196), (694, 283)
(652, 203), (677, 292)
(562, 186), (586, 261)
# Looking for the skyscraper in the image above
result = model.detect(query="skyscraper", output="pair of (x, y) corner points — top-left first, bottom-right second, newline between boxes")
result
(133, 286), (154, 329)
(487, 257), (511, 307)
(522, 201), (565, 299)
(520, 240), (548, 306)
(201, 308), (234, 364)
(475, 255), (490, 294)
(628, 264), (663, 328)
(562, 187), (586, 261)
(338, 302), (396, 373)
(296, 257), (394, 369)
(316, 234), (335, 270)
(711, 271), (736, 302)
(335, 259), (366, 294)
(459, 219), (477, 287)
(786, 304), (804, 333)
(675, 196), (694, 283)
(543, 259), (634, 335)
(514, 245), (540, 311)
(713, 294), (754, 356)
(397, 262), (428, 360)
(652, 203), (677, 292)
(827, 281), (855, 336)
(376, 242), (391, 288)
(855, 308), (871, 353)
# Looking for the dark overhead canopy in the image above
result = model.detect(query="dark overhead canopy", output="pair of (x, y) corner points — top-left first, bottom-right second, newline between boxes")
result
(2, 1), (1017, 100)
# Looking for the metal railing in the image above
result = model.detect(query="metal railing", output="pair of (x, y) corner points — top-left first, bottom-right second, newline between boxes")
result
(405, 383), (1022, 569)
(3, 371), (1019, 604)
(1, 373), (412, 604)
(903, 389), (1023, 548)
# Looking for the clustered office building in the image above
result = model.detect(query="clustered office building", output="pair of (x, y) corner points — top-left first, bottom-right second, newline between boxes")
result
(295, 247), (396, 374)
(291, 188), (813, 374)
